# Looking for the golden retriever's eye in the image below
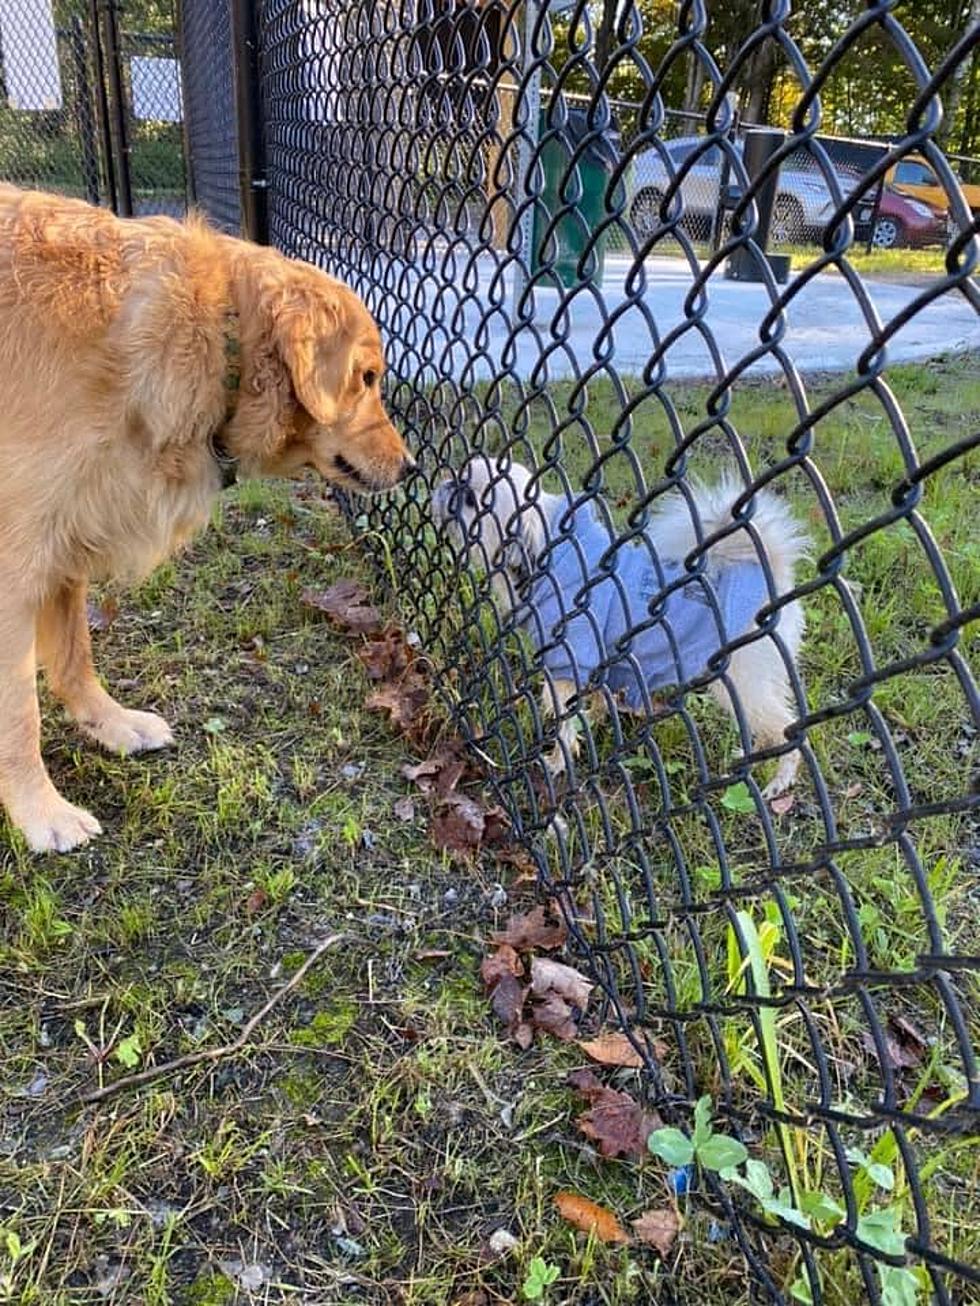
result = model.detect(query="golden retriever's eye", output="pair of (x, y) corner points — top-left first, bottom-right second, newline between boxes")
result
(363, 369), (378, 388)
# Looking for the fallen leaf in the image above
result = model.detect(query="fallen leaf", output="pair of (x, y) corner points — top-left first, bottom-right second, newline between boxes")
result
(358, 626), (414, 680)
(568, 1069), (661, 1160)
(769, 792), (796, 816)
(891, 1014), (929, 1052)
(244, 887), (268, 915)
(402, 745), (468, 797)
(393, 796), (416, 821)
(578, 1032), (646, 1069)
(530, 957), (593, 1010)
(432, 793), (485, 856)
(492, 905), (567, 952)
(489, 972), (526, 1034)
(493, 846), (539, 882)
(366, 672), (429, 736)
(87, 596), (119, 631)
(481, 944), (523, 988)
(632, 1207), (681, 1256)
(452, 1291), (489, 1306)
(514, 1021), (534, 1050)
(530, 991), (578, 1041)
(482, 806), (511, 845)
(554, 1192), (629, 1244)
(861, 1029), (920, 1071)
(302, 579), (381, 633)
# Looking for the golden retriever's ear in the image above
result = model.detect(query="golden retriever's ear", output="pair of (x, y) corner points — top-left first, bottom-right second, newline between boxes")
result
(271, 282), (350, 426)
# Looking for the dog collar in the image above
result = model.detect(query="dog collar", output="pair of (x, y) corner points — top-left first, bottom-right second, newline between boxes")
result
(209, 310), (241, 490)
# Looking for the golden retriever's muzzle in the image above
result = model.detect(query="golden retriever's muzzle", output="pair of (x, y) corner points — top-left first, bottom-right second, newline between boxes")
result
(335, 451), (415, 492)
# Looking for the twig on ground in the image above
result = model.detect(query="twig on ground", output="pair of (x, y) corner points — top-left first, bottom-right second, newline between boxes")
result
(79, 933), (344, 1106)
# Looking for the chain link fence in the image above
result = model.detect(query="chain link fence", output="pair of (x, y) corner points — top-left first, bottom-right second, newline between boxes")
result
(177, 0), (239, 233)
(0, 0), (186, 217)
(0, 0), (103, 202)
(250, 0), (980, 1300)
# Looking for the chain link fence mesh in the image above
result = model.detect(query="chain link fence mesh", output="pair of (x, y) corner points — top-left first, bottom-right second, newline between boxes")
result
(0, 0), (104, 202)
(177, 0), (239, 232)
(256, 1), (980, 1299)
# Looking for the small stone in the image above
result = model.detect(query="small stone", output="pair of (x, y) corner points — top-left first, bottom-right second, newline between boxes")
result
(340, 762), (365, 780)
(25, 1071), (48, 1097)
(488, 1228), (519, 1256)
(488, 884), (508, 909)
(443, 887), (459, 907)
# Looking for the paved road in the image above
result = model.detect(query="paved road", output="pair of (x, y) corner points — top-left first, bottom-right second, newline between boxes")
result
(378, 250), (979, 383)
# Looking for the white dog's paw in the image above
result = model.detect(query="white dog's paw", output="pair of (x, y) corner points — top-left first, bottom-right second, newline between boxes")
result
(762, 753), (799, 801)
(15, 792), (102, 854)
(83, 707), (174, 756)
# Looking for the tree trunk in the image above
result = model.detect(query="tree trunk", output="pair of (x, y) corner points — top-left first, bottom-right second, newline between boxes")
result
(683, 54), (705, 115)
(741, 41), (780, 124)
(939, 0), (980, 147)
(594, 0), (619, 77)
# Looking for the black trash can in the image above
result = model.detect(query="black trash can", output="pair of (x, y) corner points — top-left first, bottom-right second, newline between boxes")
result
(531, 109), (621, 288)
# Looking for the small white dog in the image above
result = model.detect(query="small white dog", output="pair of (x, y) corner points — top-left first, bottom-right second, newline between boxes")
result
(433, 454), (810, 799)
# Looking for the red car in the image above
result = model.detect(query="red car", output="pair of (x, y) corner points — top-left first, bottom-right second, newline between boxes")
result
(868, 185), (946, 249)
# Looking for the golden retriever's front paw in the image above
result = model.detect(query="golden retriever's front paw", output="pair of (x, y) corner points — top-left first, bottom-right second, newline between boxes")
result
(15, 794), (102, 854)
(84, 708), (174, 755)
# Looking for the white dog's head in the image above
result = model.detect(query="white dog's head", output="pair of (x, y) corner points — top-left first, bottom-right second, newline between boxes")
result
(432, 455), (560, 609)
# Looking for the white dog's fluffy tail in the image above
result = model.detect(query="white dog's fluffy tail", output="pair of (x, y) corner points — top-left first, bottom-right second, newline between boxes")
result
(652, 475), (810, 595)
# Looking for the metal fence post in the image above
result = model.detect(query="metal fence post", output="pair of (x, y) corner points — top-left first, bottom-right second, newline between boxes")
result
(97, 0), (133, 216)
(68, 17), (101, 206)
(725, 126), (789, 283)
(231, 0), (268, 244)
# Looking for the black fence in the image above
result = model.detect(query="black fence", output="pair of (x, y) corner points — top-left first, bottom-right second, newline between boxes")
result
(0, 0), (184, 217)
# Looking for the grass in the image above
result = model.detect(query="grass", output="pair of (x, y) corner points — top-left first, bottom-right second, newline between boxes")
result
(0, 357), (976, 1304)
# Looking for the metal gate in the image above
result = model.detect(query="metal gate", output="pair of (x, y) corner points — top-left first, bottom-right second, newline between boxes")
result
(0, 0), (185, 217)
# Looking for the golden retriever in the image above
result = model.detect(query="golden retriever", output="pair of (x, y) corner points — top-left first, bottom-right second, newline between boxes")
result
(0, 185), (412, 853)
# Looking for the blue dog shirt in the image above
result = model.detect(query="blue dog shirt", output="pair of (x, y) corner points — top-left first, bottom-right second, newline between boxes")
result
(525, 501), (769, 710)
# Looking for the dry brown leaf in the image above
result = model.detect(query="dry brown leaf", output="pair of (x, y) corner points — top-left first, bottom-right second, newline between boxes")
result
(514, 1021), (534, 1050)
(530, 957), (593, 1010)
(861, 1029), (921, 1071)
(568, 1068), (661, 1160)
(531, 992), (578, 1041)
(554, 1192), (629, 1244)
(578, 1032), (645, 1069)
(492, 905), (567, 952)
(488, 973), (526, 1034)
(358, 626), (414, 680)
(431, 793), (486, 856)
(393, 796), (416, 822)
(302, 579), (381, 633)
(402, 745), (468, 797)
(244, 887), (268, 915)
(769, 792), (796, 816)
(365, 672), (429, 736)
(481, 944), (523, 988)
(632, 1207), (681, 1256)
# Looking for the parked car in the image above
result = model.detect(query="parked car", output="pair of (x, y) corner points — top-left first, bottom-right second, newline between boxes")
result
(626, 135), (946, 250)
(869, 185), (946, 249)
(886, 155), (980, 223)
(627, 134), (838, 244)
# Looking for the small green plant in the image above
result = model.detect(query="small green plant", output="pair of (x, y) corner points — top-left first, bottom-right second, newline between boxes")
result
(0, 1226), (36, 1295)
(647, 1094), (748, 1173)
(522, 1255), (560, 1300)
(114, 1032), (143, 1069)
(721, 781), (756, 813)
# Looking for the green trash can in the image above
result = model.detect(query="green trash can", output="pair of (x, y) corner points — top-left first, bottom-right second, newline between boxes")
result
(531, 109), (621, 288)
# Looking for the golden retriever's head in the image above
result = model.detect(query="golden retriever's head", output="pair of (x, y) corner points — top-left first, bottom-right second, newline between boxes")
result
(234, 253), (412, 493)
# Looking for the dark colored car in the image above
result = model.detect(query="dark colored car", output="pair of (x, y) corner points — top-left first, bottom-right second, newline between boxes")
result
(867, 185), (946, 249)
